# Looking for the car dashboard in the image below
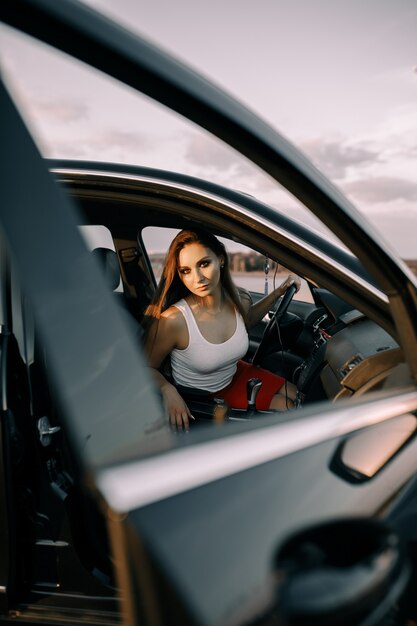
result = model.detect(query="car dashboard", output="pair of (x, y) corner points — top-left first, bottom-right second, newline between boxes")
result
(319, 315), (403, 400)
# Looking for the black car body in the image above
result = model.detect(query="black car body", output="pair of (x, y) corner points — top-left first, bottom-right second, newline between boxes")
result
(1, 1), (417, 625)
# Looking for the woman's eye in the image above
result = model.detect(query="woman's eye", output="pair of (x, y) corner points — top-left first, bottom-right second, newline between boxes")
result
(180, 269), (190, 275)
(200, 261), (210, 268)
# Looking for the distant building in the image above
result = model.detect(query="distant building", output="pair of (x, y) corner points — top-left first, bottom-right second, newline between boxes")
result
(229, 252), (282, 273)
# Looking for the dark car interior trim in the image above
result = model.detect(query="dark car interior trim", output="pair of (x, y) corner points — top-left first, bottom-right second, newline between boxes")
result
(97, 389), (417, 512)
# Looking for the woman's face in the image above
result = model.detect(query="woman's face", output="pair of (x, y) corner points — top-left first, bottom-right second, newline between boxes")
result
(177, 242), (223, 297)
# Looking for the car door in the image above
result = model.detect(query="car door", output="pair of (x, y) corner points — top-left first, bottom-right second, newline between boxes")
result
(0, 70), (167, 621)
(3, 2), (417, 343)
(2, 2), (417, 625)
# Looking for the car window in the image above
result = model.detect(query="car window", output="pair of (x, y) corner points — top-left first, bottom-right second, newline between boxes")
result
(80, 0), (417, 269)
(1, 3), (415, 454)
(4, 4), (416, 271)
(141, 226), (314, 303)
(0, 22), (347, 254)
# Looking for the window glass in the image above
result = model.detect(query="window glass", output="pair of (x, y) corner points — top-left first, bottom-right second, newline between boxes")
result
(2, 6), (415, 296)
(142, 226), (313, 303)
(79, 0), (417, 275)
(0, 23), (345, 254)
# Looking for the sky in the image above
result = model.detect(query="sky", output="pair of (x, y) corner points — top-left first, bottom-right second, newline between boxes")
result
(0, 0), (416, 256)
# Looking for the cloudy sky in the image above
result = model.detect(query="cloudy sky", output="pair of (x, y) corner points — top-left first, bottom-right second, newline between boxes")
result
(1, 0), (416, 256)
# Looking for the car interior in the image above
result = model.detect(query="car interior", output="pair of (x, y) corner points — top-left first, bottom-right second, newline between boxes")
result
(64, 171), (409, 423)
(2, 247), (120, 617)
(1, 3), (416, 622)
(1, 164), (414, 620)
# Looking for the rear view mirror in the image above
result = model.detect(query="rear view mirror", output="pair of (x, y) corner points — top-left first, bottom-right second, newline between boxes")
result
(274, 518), (410, 625)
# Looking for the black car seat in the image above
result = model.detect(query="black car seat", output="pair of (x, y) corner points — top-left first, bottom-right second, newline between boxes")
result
(91, 247), (125, 304)
(91, 247), (143, 343)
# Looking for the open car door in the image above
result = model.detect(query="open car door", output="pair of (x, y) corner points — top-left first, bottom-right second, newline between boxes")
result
(2, 1), (417, 625)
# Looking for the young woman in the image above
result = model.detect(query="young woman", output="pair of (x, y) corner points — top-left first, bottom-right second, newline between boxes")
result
(144, 229), (301, 429)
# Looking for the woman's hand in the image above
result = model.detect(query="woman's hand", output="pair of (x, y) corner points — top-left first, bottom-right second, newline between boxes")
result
(279, 273), (301, 295)
(161, 383), (194, 430)
(244, 273), (302, 329)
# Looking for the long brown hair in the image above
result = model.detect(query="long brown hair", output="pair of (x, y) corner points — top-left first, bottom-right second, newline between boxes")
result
(144, 229), (246, 325)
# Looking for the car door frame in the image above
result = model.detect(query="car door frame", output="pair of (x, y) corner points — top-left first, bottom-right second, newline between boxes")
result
(2, 0), (417, 377)
(2, 2), (417, 623)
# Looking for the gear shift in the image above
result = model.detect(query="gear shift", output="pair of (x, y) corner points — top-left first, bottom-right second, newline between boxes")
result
(247, 377), (262, 414)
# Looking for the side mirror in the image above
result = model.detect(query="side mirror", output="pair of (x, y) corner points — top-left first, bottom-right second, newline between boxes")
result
(274, 518), (410, 626)
(330, 414), (417, 483)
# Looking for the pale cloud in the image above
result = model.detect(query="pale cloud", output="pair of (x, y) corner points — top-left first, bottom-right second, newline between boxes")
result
(300, 138), (380, 180)
(181, 128), (417, 259)
(183, 132), (290, 199)
(343, 177), (417, 204)
(50, 141), (89, 158)
(359, 103), (417, 162)
(364, 203), (417, 259)
(86, 129), (151, 151)
(374, 66), (417, 88)
(297, 103), (417, 216)
(32, 99), (90, 123)
(183, 126), (414, 208)
(340, 107), (417, 199)
(45, 129), (152, 160)
(184, 134), (239, 170)
(182, 117), (417, 222)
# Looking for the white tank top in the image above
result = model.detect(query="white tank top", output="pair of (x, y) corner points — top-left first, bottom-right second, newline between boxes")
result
(170, 298), (249, 392)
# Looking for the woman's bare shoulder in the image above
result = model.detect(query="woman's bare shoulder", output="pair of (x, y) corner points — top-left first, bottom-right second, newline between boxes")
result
(160, 305), (188, 349)
(160, 306), (186, 330)
(161, 305), (182, 320)
(146, 306), (186, 351)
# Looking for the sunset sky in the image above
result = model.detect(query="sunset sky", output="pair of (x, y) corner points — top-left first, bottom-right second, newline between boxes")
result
(1, 0), (416, 256)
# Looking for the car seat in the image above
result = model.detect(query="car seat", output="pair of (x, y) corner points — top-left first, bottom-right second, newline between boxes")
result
(91, 247), (143, 343)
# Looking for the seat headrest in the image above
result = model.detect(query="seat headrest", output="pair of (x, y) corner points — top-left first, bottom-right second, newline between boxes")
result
(91, 248), (120, 291)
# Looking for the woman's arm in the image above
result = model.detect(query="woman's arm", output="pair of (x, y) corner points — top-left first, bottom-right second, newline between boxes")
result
(243, 274), (301, 329)
(145, 313), (194, 429)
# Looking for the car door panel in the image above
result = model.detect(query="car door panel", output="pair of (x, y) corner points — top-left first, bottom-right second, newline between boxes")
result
(0, 73), (164, 620)
(99, 394), (417, 625)
(0, 78), (164, 471)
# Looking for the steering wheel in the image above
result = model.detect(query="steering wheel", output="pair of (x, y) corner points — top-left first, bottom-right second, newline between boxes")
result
(252, 283), (297, 366)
